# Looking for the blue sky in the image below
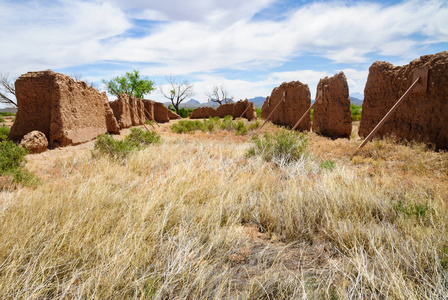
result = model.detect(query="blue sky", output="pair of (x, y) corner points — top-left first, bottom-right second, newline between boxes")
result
(1, 0), (447, 105)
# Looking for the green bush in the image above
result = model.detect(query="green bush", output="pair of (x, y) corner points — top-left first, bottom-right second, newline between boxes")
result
(351, 104), (362, 121)
(249, 120), (260, 130)
(0, 117), (5, 123)
(171, 120), (206, 133)
(255, 108), (261, 118)
(93, 128), (160, 160)
(319, 160), (335, 170)
(246, 130), (308, 164)
(233, 120), (247, 135)
(0, 112), (15, 116)
(0, 126), (10, 142)
(220, 115), (234, 130)
(0, 141), (28, 174)
(125, 127), (161, 148)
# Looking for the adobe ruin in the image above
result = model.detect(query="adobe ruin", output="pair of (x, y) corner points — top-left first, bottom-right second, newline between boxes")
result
(261, 81), (311, 131)
(10, 70), (119, 147)
(359, 51), (448, 150)
(312, 72), (352, 138)
(189, 99), (257, 120)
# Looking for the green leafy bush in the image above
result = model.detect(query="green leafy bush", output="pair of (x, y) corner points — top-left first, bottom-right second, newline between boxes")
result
(0, 126), (10, 142)
(171, 120), (206, 133)
(246, 130), (308, 164)
(0, 117), (5, 123)
(92, 128), (161, 160)
(249, 120), (260, 130)
(220, 115), (234, 130)
(0, 112), (16, 116)
(0, 141), (28, 174)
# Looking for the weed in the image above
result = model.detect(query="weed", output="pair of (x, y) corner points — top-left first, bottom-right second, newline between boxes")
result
(350, 104), (362, 121)
(247, 130), (308, 164)
(0, 126), (10, 142)
(220, 115), (234, 130)
(233, 121), (247, 135)
(249, 120), (260, 130)
(171, 120), (205, 133)
(0, 117), (5, 123)
(319, 160), (335, 170)
(394, 200), (434, 219)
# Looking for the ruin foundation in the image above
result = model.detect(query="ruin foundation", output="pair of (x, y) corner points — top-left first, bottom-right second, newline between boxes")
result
(190, 99), (257, 120)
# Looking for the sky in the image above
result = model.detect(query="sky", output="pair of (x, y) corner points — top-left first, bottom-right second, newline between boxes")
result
(1, 0), (447, 105)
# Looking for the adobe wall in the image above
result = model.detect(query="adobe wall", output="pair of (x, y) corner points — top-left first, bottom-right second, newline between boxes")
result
(261, 81), (311, 131)
(312, 72), (352, 138)
(10, 70), (118, 147)
(359, 51), (448, 149)
(167, 109), (181, 120)
(110, 94), (132, 129)
(142, 99), (155, 121)
(189, 100), (256, 120)
(153, 102), (170, 123)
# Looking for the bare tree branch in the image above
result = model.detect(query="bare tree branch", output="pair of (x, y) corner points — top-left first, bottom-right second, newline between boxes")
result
(205, 85), (233, 105)
(0, 73), (17, 107)
(160, 75), (194, 114)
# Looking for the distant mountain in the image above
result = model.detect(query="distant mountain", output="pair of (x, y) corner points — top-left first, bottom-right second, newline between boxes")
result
(350, 92), (364, 100)
(0, 107), (17, 114)
(248, 96), (266, 108)
(350, 97), (363, 106)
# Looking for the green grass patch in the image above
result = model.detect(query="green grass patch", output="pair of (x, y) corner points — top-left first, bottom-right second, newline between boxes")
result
(394, 200), (434, 219)
(351, 103), (362, 121)
(319, 160), (336, 170)
(0, 140), (39, 187)
(246, 130), (308, 164)
(171, 116), (256, 135)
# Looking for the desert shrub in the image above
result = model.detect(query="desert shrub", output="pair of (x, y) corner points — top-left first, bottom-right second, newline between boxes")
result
(0, 126), (10, 142)
(0, 141), (28, 174)
(92, 134), (134, 160)
(179, 107), (194, 118)
(0, 117), (5, 123)
(351, 103), (362, 121)
(249, 120), (260, 130)
(394, 200), (434, 219)
(203, 117), (219, 132)
(246, 130), (308, 164)
(255, 108), (261, 117)
(233, 120), (247, 135)
(220, 115), (234, 130)
(93, 129), (160, 160)
(125, 128), (161, 148)
(171, 120), (206, 133)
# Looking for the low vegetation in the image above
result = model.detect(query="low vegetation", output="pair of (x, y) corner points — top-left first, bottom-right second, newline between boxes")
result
(92, 128), (161, 160)
(0, 121), (447, 299)
(168, 105), (194, 118)
(0, 140), (38, 187)
(350, 103), (362, 121)
(170, 116), (256, 135)
(0, 126), (10, 142)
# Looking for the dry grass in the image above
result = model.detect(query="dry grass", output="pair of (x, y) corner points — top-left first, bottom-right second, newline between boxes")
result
(0, 120), (447, 299)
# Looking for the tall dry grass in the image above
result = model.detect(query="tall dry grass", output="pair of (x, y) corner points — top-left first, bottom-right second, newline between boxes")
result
(0, 130), (447, 299)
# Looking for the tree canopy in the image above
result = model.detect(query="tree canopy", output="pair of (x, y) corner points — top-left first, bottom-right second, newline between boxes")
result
(103, 70), (155, 98)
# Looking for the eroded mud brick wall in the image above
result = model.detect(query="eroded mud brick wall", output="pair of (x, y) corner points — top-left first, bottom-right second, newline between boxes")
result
(261, 81), (311, 130)
(153, 102), (170, 123)
(110, 94), (132, 129)
(189, 100), (256, 120)
(312, 72), (352, 138)
(10, 70), (117, 147)
(359, 51), (448, 149)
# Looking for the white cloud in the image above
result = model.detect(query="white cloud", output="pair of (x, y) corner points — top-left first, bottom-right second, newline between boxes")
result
(0, 0), (130, 76)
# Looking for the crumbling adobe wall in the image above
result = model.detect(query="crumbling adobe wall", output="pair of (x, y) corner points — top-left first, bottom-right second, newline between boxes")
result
(190, 107), (218, 119)
(110, 94), (132, 129)
(167, 109), (181, 120)
(312, 72), (352, 138)
(359, 51), (448, 149)
(142, 99), (155, 121)
(153, 102), (170, 123)
(261, 81), (311, 131)
(10, 70), (118, 147)
(190, 100), (256, 120)
(104, 95), (120, 134)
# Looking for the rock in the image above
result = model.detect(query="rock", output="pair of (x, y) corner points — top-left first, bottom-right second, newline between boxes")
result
(312, 72), (352, 138)
(359, 51), (448, 150)
(189, 99), (256, 120)
(20, 131), (48, 154)
(261, 81), (311, 131)
(10, 70), (119, 147)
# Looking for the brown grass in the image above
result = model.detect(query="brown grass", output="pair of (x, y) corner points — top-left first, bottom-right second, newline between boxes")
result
(0, 119), (447, 299)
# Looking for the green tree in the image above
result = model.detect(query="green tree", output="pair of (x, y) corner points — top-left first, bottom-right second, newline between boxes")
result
(103, 70), (155, 98)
